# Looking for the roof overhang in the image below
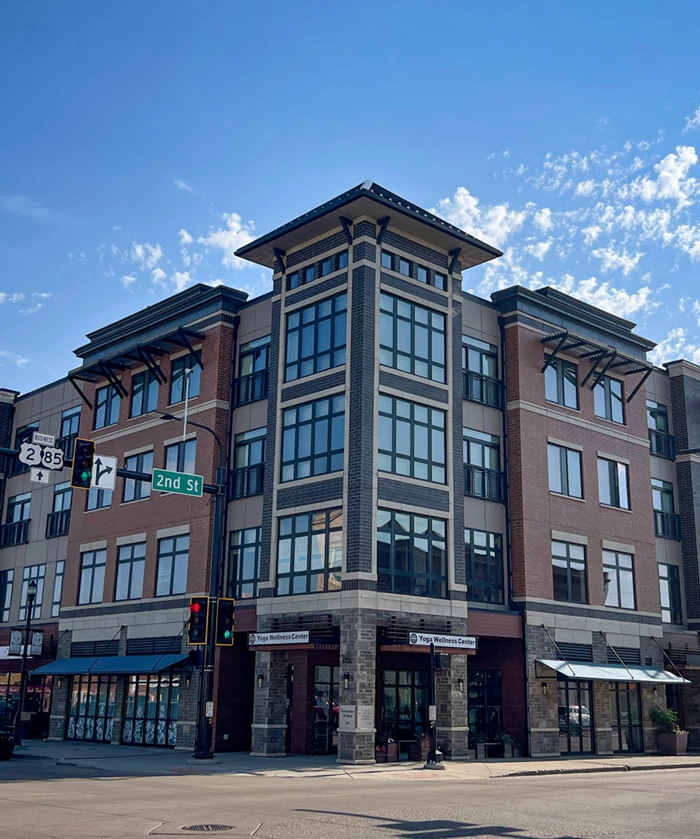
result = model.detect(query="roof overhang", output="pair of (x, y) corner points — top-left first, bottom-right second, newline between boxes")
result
(235, 181), (502, 271)
(537, 659), (690, 685)
(32, 654), (189, 676)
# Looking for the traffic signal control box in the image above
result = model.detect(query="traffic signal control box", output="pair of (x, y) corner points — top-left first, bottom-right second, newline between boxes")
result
(188, 597), (209, 645)
(215, 598), (235, 646)
(70, 439), (96, 490)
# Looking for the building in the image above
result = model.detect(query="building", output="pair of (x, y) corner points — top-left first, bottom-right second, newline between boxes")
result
(0, 181), (696, 758)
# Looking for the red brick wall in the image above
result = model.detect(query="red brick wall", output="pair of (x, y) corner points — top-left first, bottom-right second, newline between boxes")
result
(470, 637), (527, 745)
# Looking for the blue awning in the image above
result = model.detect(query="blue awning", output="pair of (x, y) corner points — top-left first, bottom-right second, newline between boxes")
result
(32, 654), (188, 676)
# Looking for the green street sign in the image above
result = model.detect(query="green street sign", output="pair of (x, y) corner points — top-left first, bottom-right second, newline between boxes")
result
(152, 468), (204, 498)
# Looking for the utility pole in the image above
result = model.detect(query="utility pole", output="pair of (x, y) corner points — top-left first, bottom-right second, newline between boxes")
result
(14, 579), (37, 746)
(425, 642), (444, 768)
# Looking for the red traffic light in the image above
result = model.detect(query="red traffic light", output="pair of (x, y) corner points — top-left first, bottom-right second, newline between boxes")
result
(191, 602), (201, 613)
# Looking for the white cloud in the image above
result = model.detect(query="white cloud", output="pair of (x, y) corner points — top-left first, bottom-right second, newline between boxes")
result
(626, 145), (698, 209)
(550, 275), (653, 317)
(130, 242), (164, 271)
(181, 248), (191, 268)
(32, 292), (51, 299)
(198, 212), (256, 270)
(590, 242), (644, 275)
(171, 271), (193, 292)
(649, 327), (700, 365)
(0, 350), (29, 367)
(174, 179), (193, 193)
(151, 268), (168, 286)
(178, 229), (193, 245)
(0, 292), (25, 304)
(684, 106), (700, 133)
(79, 252), (86, 261)
(120, 274), (137, 290)
(112, 225), (122, 231)
(432, 187), (526, 247)
(534, 207), (553, 232)
(0, 194), (56, 220)
(582, 225), (602, 245)
(19, 302), (44, 315)
(576, 179), (597, 197)
(525, 240), (553, 261)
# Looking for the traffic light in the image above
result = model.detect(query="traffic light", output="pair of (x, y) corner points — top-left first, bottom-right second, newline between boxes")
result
(215, 598), (235, 646)
(70, 438), (96, 490)
(188, 597), (209, 645)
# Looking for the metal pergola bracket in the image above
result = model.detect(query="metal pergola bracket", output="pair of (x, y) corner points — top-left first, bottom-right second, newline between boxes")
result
(68, 375), (93, 409)
(377, 216), (391, 245)
(272, 248), (286, 273)
(541, 332), (570, 373)
(627, 366), (652, 403)
(448, 248), (462, 275)
(590, 350), (618, 390)
(339, 217), (353, 245)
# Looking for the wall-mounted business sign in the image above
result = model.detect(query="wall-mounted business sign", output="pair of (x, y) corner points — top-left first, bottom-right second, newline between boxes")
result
(408, 632), (477, 650)
(248, 631), (310, 647)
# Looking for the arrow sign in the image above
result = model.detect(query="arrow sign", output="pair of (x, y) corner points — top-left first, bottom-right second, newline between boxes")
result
(91, 455), (118, 491)
(30, 467), (50, 484)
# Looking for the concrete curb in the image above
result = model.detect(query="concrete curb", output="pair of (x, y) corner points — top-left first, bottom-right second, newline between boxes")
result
(491, 761), (700, 779)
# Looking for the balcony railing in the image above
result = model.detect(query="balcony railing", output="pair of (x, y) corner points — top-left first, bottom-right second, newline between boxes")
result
(6, 456), (29, 477)
(56, 432), (78, 460)
(463, 370), (502, 409)
(46, 509), (71, 539)
(464, 465), (505, 503)
(230, 464), (265, 500)
(235, 370), (269, 406)
(654, 510), (681, 541)
(0, 519), (30, 548)
(649, 429), (675, 460)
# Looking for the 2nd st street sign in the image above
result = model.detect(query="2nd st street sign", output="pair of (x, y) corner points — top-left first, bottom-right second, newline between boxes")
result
(152, 468), (204, 498)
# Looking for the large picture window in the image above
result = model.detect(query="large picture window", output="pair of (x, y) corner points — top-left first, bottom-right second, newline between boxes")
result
(603, 551), (635, 610)
(594, 376), (624, 424)
(465, 529), (504, 604)
(378, 395), (446, 483)
(377, 509), (447, 599)
(228, 528), (261, 600)
(598, 457), (630, 509)
(379, 292), (445, 382)
(544, 357), (578, 409)
(115, 543), (146, 601)
(79, 550), (106, 605)
(156, 535), (189, 597)
(281, 395), (345, 482)
(548, 443), (583, 498)
(94, 386), (120, 429)
(552, 541), (586, 603)
(276, 509), (342, 595)
(284, 293), (347, 382)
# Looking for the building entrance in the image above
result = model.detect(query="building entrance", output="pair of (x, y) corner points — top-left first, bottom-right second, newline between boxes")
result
(610, 682), (643, 752)
(380, 669), (429, 748)
(121, 672), (180, 747)
(312, 665), (339, 753)
(66, 674), (117, 742)
(557, 679), (593, 754)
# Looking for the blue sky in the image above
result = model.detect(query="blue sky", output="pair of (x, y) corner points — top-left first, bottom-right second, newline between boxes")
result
(2, 1), (700, 392)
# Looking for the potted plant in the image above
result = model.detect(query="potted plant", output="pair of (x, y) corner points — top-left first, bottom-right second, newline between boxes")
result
(408, 732), (432, 762)
(375, 743), (388, 763)
(499, 733), (514, 759)
(475, 732), (488, 760)
(650, 706), (688, 755)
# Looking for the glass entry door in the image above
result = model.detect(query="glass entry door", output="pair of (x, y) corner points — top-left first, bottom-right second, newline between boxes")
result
(122, 673), (180, 747)
(558, 679), (593, 753)
(66, 675), (117, 742)
(610, 682), (643, 752)
(312, 666), (339, 753)
(380, 669), (430, 744)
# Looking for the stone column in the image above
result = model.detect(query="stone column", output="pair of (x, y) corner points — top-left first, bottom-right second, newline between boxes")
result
(592, 681), (613, 755)
(683, 670), (700, 750)
(526, 624), (560, 757)
(48, 628), (71, 741)
(250, 649), (288, 756)
(110, 677), (126, 745)
(176, 667), (200, 751)
(642, 684), (664, 753)
(337, 610), (376, 764)
(435, 653), (469, 758)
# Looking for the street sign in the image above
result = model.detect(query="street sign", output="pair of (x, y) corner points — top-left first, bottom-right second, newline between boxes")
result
(248, 631), (310, 647)
(18, 442), (42, 466)
(428, 704), (437, 722)
(152, 468), (204, 497)
(19, 442), (63, 470)
(205, 701), (214, 719)
(32, 431), (55, 446)
(92, 455), (117, 491)
(408, 632), (478, 650)
(30, 467), (50, 484)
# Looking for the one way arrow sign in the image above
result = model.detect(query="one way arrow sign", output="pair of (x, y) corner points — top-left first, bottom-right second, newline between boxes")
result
(91, 455), (118, 491)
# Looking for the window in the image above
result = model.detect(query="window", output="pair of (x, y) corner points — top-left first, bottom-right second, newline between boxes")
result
(228, 528), (261, 600)
(94, 385), (120, 429)
(598, 457), (630, 509)
(417, 266), (428, 284)
(378, 395), (446, 483)
(284, 292), (347, 382)
(86, 485), (112, 511)
(7, 492), (31, 523)
(165, 439), (196, 474)
(382, 251), (446, 289)
(377, 509), (447, 598)
(321, 257), (332, 276)
(544, 357), (578, 409)
(281, 395), (345, 481)
(338, 251), (348, 270)
(547, 444), (583, 498)
(465, 530), (504, 604)
(652, 478), (680, 539)
(51, 561), (64, 617)
(381, 250), (393, 270)
(47, 481), (72, 537)
(232, 427), (266, 497)
(156, 535), (189, 596)
(305, 265), (315, 284)
(170, 354), (201, 404)
(462, 336), (501, 407)
(0, 569), (13, 622)
(79, 550), (106, 605)
(236, 336), (270, 405)
(603, 550), (635, 610)
(276, 509), (342, 595)
(379, 292), (446, 382)
(647, 400), (674, 458)
(123, 451), (153, 502)
(552, 541), (587, 603)
(131, 371), (159, 417)
(19, 564), (46, 620)
(647, 399), (669, 432)
(287, 252), (347, 290)
(463, 429), (503, 501)
(433, 272), (446, 290)
(58, 406), (80, 458)
(594, 376), (624, 424)
(8, 422), (38, 476)
(399, 257), (410, 276)
(115, 543), (146, 601)
(659, 564), (682, 625)
(52, 481), (72, 513)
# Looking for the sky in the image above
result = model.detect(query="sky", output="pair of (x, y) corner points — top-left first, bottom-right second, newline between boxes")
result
(2, 1), (700, 393)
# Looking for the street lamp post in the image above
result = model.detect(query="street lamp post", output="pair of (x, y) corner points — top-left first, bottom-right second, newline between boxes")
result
(14, 578), (38, 746)
(160, 413), (226, 760)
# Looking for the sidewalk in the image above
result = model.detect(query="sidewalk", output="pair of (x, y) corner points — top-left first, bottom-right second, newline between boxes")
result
(10, 740), (700, 780)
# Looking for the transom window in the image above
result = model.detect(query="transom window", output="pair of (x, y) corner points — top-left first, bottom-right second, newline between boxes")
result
(123, 451), (153, 502)
(165, 439), (196, 474)
(131, 371), (159, 417)
(598, 457), (630, 509)
(379, 292), (446, 382)
(647, 399), (669, 432)
(7, 492), (31, 523)
(95, 385), (120, 429)
(281, 395), (345, 482)
(276, 509), (343, 595)
(544, 357), (578, 409)
(287, 251), (348, 290)
(60, 406), (81, 437)
(547, 443), (583, 498)
(603, 550), (635, 610)
(594, 376), (624, 424)
(170, 354), (201, 404)
(285, 292), (347, 382)
(0, 569), (13, 622)
(19, 564), (45, 620)
(552, 541), (587, 603)
(378, 395), (446, 483)
(659, 564), (682, 625)
(465, 529), (504, 604)
(115, 543), (146, 601)
(463, 335), (498, 378)
(79, 550), (106, 605)
(380, 250), (446, 290)
(377, 509), (447, 599)
(229, 528), (261, 600)
(156, 535), (189, 597)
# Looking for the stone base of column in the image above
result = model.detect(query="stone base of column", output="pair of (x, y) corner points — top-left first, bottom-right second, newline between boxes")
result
(529, 730), (561, 757)
(437, 726), (469, 758)
(337, 730), (375, 764)
(250, 723), (287, 756)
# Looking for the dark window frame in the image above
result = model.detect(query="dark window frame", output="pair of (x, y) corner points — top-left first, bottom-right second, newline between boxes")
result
(236, 336), (270, 405)
(284, 292), (347, 382)
(377, 508), (448, 599)
(547, 443), (583, 498)
(94, 385), (121, 430)
(465, 529), (504, 604)
(552, 540), (587, 604)
(164, 439), (196, 475)
(156, 535), (190, 597)
(276, 508), (343, 596)
(169, 353), (201, 405)
(6, 492), (31, 523)
(123, 450), (153, 502)
(379, 291), (446, 383)
(378, 395), (446, 484)
(598, 457), (630, 509)
(281, 394), (345, 482)
(115, 542), (146, 602)
(51, 560), (65, 618)
(8, 422), (39, 476)
(659, 564), (682, 625)
(603, 550), (635, 610)
(131, 370), (159, 418)
(78, 550), (106, 605)
(594, 375), (625, 424)
(86, 485), (112, 511)
(232, 427), (266, 498)
(0, 569), (14, 622)
(544, 356), (578, 410)
(287, 250), (349, 291)
(228, 527), (261, 600)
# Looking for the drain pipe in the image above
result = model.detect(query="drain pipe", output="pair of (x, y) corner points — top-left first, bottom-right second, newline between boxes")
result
(218, 314), (240, 595)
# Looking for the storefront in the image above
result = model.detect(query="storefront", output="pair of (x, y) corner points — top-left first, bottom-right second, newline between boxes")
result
(1, 667), (54, 739)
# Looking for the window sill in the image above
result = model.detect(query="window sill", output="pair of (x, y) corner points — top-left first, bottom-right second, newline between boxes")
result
(120, 496), (152, 506)
(168, 395), (200, 409)
(544, 400), (581, 414)
(549, 491), (586, 503)
(84, 507), (111, 514)
(594, 415), (626, 428)
(604, 604), (637, 612)
(599, 503), (632, 513)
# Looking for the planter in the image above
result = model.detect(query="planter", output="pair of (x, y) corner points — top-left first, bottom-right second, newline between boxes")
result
(502, 743), (514, 759)
(408, 740), (432, 762)
(476, 743), (487, 760)
(657, 732), (688, 756)
(375, 751), (388, 763)
(387, 742), (400, 762)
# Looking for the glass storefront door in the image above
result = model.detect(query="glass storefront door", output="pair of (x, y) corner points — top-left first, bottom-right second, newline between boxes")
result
(380, 669), (430, 744)
(558, 679), (593, 754)
(66, 675), (117, 742)
(122, 673), (180, 747)
(610, 682), (643, 752)
(468, 670), (503, 743)
(312, 666), (339, 753)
